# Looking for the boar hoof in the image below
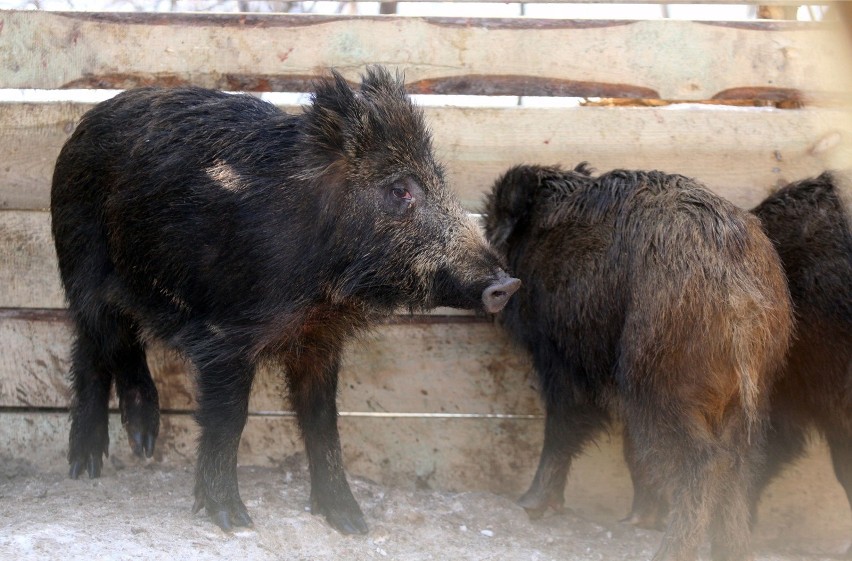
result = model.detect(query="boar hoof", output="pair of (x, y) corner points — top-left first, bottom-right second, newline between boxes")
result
(620, 509), (666, 531)
(68, 440), (107, 479)
(68, 420), (109, 479)
(127, 429), (157, 459)
(312, 496), (368, 535)
(120, 388), (160, 459)
(68, 454), (103, 480)
(517, 490), (564, 520)
(192, 490), (254, 532)
(325, 508), (369, 535)
(209, 508), (254, 532)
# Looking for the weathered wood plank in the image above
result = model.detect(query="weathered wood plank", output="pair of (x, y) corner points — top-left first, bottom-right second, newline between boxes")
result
(0, 212), (65, 309)
(347, 0), (831, 3)
(4, 102), (852, 308)
(4, 103), (852, 212)
(0, 310), (541, 415)
(259, 1), (826, 4)
(0, 103), (84, 211)
(0, 211), (472, 315)
(0, 11), (846, 101)
(3, 409), (850, 543)
(0, 410), (548, 496)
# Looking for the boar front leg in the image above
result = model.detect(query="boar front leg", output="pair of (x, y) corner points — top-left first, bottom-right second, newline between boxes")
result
(191, 351), (256, 531)
(518, 342), (609, 518)
(285, 336), (367, 535)
(518, 400), (608, 518)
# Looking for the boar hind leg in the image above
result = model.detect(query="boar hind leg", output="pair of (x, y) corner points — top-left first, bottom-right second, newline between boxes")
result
(518, 401), (608, 519)
(827, 429), (852, 512)
(750, 414), (808, 521)
(191, 353), (256, 531)
(649, 442), (716, 561)
(67, 325), (112, 479)
(285, 339), (367, 535)
(649, 420), (753, 561)
(708, 444), (756, 561)
(68, 309), (158, 478)
(623, 425), (668, 530)
(112, 324), (159, 460)
(826, 429), (852, 557)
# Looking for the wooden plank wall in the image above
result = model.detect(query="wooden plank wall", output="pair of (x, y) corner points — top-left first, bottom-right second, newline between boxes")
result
(1, 7), (851, 541)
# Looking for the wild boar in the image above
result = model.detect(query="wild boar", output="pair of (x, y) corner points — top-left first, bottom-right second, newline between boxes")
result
(51, 67), (519, 534)
(484, 164), (791, 561)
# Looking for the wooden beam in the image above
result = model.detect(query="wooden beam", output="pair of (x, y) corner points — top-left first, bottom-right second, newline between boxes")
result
(343, 1), (819, 3)
(2, 410), (547, 495)
(3, 103), (851, 213)
(0, 309), (542, 416)
(0, 11), (846, 101)
(233, 1), (824, 4)
(757, 6), (801, 19)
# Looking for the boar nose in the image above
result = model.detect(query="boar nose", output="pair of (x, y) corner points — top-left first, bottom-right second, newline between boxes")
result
(482, 276), (521, 313)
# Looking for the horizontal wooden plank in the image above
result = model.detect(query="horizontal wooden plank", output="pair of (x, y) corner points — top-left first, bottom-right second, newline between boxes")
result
(1, 410), (547, 495)
(0, 212), (64, 308)
(248, 1), (823, 4)
(4, 107), (852, 308)
(4, 410), (850, 545)
(0, 11), (847, 101)
(4, 103), (852, 213)
(0, 310), (541, 416)
(359, 1), (825, 3)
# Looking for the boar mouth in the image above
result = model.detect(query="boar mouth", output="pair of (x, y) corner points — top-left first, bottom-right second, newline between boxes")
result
(429, 265), (520, 313)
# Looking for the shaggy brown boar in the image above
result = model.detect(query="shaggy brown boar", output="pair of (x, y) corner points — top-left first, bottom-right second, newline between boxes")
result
(50, 67), (519, 534)
(625, 173), (852, 557)
(483, 164), (792, 561)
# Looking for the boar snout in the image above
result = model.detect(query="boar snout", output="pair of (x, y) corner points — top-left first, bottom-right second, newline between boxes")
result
(482, 274), (521, 313)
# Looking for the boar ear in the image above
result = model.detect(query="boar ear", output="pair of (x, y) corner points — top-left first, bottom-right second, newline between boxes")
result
(494, 165), (554, 219)
(485, 165), (542, 249)
(360, 65), (407, 99)
(488, 164), (585, 234)
(303, 70), (359, 160)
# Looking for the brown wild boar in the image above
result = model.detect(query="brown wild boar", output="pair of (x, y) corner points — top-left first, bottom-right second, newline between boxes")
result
(484, 163), (792, 561)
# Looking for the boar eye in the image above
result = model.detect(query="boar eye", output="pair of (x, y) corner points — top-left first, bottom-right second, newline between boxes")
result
(382, 178), (421, 216)
(391, 185), (413, 201)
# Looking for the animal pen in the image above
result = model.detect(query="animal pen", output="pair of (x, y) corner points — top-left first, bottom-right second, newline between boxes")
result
(0, 2), (850, 559)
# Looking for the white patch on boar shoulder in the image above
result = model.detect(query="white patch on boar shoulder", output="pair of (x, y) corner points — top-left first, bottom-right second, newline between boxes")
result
(205, 160), (245, 192)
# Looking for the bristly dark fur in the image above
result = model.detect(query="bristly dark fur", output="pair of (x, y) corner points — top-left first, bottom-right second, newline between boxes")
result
(750, 172), (852, 554)
(50, 66), (514, 534)
(483, 164), (792, 561)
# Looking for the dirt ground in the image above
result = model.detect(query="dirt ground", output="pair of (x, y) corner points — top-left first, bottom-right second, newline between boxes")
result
(0, 453), (848, 561)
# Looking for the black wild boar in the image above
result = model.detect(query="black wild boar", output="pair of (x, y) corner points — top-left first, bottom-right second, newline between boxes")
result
(624, 173), (852, 557)
(50, 67), (519, 534)
(483, 164), (792, 561)
(752, 173), (851, 552)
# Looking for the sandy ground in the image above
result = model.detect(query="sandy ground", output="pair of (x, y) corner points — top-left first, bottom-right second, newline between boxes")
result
(0, 453), (848, 561)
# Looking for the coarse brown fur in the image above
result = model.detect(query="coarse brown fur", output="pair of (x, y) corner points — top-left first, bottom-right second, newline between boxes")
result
(625, 173), (852, 559)
(484, 163), (792, 561)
